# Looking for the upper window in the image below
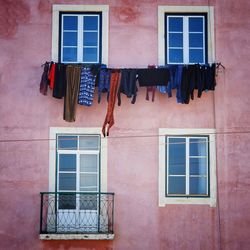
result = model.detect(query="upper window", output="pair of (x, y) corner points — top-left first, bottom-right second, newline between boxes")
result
(159, 128), (217, 207)
(165, 14), (207, 64)
(52, 5), (109, 65)
(59, 13), (102, 63)
(158, 6), (215, 65)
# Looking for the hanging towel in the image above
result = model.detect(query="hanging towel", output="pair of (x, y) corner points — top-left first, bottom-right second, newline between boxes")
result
(78, 67), (97, 106)
(52, 63), (67, 99)
(48, 62), (56, 90)
(63, 65), (81, 122)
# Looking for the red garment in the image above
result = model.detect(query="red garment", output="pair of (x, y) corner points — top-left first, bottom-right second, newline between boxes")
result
(48, 63), (56, 90)
(102, 71), (121, 137)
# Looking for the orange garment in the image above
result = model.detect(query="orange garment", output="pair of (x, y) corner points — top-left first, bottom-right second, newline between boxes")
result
(48, 63), (56, 89)
(102, 71), (121, 137)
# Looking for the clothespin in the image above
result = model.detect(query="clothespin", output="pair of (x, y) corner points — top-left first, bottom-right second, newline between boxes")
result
(216, 62), (225, 69)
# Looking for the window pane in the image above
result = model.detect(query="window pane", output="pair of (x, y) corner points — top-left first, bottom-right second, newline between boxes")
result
(168, 138), (186, 175)
(59, 154), (76, 171)
(169, 49), (183, 63)
(79, 136), (99, 150)
(80, 194), (97, 210)
(189, 17), (203, 32)
(63, 48), (77, 62)
(189, 33), (203, 47)
(189, 49), (204, 63)
(169, 33), (183, 47)
(190, 158), (207, 175)
(189, 138), (207, 156)
(59, 194), (76, 209)
(169, 17), (183, 32)
(189, 177), (207, 195)
(63, 31), (77, 46)
(84, 16), (98, 30)
(59, 173), (76, 190)
(168, 176), (185, 194)
(80, 173), (98, 191)
(63, 16), (78, 30)
(83, 32), (98, 46)
(58, 136), (77, 150)
(80, 154), (98, 172)
(83, 48), (98, 62)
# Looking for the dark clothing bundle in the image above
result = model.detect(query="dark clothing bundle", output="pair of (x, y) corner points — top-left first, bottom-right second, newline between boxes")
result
(117, 69), (138, 105)
(137, 68), (170, 86)
(181, 64), (216, 104)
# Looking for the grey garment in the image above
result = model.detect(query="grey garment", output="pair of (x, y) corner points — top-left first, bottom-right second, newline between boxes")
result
(63, 65), (81, 122)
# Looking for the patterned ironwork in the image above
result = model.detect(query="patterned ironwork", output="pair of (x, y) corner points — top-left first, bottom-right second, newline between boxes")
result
(40, 192), (114, 234)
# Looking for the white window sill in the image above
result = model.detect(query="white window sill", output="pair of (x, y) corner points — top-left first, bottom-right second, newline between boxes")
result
(40, 233), (115, 240)
(159, 197), (216, 207)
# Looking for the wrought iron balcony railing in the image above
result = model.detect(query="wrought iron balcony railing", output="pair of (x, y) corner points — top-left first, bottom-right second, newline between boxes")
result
(40, 192), (114, 235)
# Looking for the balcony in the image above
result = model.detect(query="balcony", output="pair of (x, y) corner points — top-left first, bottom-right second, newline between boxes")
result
(39, 192), (115, 240)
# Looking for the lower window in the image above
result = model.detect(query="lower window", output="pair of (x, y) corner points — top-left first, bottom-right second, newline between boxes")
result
(39, 127), (115, 239)
(159, 129), (217, 207)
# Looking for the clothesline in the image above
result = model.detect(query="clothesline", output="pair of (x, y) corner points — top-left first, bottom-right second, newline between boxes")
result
(39, 62), (224, 136)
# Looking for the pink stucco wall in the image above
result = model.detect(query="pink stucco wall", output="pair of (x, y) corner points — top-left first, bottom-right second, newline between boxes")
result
(0, 0), (250, 249)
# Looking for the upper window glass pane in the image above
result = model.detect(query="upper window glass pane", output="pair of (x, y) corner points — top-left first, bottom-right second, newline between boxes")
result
(58, 136), (77, 150)
(84, 16), (98, 30)
(189, 17), (203, 32)
(79, 136), (99, 150)
(189, 138), (207, 156)
(63, 16), (78, 30)
(169, 17), (183, 32)
(168, 137), (186, 175)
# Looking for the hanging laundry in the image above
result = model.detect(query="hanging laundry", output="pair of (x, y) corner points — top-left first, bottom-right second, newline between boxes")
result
(98, 68), (111, 103)
(52, 63), (67, 99)
(205, 63), (216, 91)
(48, 62), (56, 90)
(145, 65), (156, 102)
(63, 65), (81, 122)
(39, 62), (50, 95)
(78, 66), (97, 106)
(137, 68), (170, 86)
(102, 70), (121, 137)
(117, 69), (138, 105)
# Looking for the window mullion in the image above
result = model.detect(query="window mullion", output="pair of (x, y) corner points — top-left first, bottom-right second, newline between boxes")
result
(78, 15), (83, 62)
(186, 137), (190, 195)
(183, 16), (189, 64)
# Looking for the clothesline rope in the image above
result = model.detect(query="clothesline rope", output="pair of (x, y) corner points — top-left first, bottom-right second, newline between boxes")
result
(0, 129), (249, 143)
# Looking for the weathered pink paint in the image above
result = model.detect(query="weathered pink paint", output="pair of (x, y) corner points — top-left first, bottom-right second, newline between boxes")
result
(0, 0), (250, 249)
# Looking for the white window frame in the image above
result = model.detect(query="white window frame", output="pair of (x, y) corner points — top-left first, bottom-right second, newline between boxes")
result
(159, 128), (217, 207)
(52, 5), (109, 65)
(49, 127), (107, 193)
(166, 15), (206, 64)
(60, 13), (101, 63)
(158, 6), (215, 65)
